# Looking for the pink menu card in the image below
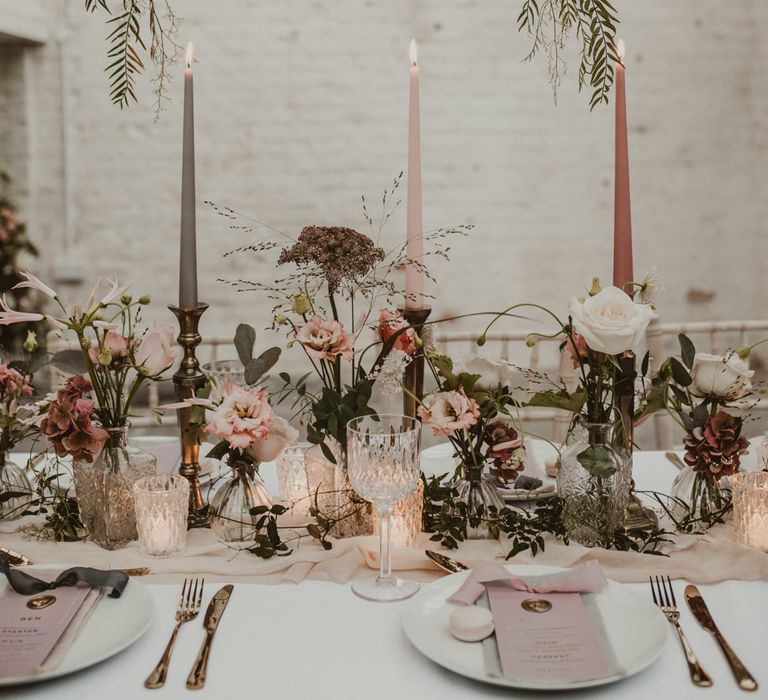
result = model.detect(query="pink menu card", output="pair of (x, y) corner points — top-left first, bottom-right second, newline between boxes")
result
(0, 577), (91, 678)
(487, 582), (610, 683)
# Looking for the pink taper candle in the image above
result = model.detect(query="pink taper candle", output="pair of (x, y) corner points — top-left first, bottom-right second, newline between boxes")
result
(613, 39), (633, 295)
(405, 39), (424, 309)
(179, 42), (198, 308)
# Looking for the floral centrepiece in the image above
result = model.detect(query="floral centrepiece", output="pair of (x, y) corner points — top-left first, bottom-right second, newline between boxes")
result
(646, 334), (759, 530)
(481, 280), (656, 547)
(1, 272), (177, 548)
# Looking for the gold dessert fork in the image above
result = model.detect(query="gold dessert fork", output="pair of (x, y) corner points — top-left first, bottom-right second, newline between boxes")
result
(144, 577), (204, 689)
(650, 575), (712, 687)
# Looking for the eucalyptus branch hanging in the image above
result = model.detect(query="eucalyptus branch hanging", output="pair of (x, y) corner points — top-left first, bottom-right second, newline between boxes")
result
(517, 0), (621, 109)
(84, 0), (181, 118)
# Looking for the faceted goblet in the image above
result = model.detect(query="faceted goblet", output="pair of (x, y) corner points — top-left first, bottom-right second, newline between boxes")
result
(346, 414), (421, 602)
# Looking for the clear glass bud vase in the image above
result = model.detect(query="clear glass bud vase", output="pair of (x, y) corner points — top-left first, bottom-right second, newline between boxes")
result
(73, 427), (157, 550)
(210, 458), (273, 549)
(0, 452), (33, 520)
(556, 420), (632, 547)
(453, 465), (505, 540)
(670, 464), (731, 532)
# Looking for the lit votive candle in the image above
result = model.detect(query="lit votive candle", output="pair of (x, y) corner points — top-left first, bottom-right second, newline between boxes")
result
(374, 480), (424, 548)
(133, 475), (190, 558)
(732, 471), (768, 550)
(276, 442), (312, 514)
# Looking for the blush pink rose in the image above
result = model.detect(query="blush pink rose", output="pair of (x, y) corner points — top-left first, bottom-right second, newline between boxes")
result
(418, 388), (480, 437)
(295, 315), (354, 361)
(88, 331), (132, 364)
(205, 383), (273, 450)
(377, 309), (416, 355)
(135, 323), (176, 376)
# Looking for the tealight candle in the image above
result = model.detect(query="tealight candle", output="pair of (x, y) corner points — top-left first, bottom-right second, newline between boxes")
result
(276, 442), (312, 514)
(732, 471), (768, 550)
(133, 475), (190, 557)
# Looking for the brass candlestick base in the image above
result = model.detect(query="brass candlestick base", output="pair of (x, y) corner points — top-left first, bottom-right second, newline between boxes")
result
(169, 302), (210, 528)
(399, 306), (432, 419)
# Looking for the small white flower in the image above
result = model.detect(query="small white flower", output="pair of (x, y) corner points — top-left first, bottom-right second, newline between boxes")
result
(13, 271), (57, 299)
(375, 349), (409, 395)
(638, 268), (666, 305)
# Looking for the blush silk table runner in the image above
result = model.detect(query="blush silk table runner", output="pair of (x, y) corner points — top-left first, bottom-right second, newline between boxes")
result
(2, 445), (768, 586)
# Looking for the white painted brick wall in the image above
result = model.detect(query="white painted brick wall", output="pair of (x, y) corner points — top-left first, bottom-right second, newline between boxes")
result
(0, 0), (766, 373)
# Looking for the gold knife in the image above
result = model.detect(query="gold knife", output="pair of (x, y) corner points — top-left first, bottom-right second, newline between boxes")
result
(684, 585), (758, 692)
(186, 584), (234, 690)
(425, 550), (470, 573)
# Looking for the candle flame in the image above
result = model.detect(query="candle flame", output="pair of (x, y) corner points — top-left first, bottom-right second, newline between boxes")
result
(409, 39), (418, 66)
(616, 39), (625, 61)
(185, 42), (194, 68)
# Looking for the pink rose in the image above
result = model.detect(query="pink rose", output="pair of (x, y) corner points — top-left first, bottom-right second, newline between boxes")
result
(88, 331), (132, 365)
(565, 331), (589, 369)
(295, 315), (354, 361)
(135, 323), (176, 376)
(205, 383), (273, 450)
(377, 309), (416, 355)
(245, 414), (299, 463)
(418, 388), (480, 437)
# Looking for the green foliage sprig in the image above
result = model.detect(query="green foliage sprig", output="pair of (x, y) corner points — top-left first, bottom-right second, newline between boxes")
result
(85, 0), (180, 118)
(517, 0), (621, 109)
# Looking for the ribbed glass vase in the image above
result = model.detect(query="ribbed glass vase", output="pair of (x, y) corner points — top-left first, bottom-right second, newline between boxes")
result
(452, 465), (505, 540)
(73, 427), (157, 550)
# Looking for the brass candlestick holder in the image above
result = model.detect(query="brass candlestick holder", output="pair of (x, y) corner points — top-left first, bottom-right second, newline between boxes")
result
(169, 302), (210, 528)
(399, 306), (432, 419)
(616, 351), (658, 533)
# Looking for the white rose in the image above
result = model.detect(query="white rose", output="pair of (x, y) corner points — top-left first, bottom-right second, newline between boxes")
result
(569, 286), (654, 356)
(246, 415), (299, 463)
(691, 353), (754, 400)
(456, 355), (515, 390)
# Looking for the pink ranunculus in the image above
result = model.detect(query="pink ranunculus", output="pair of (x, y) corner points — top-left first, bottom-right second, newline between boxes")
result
(88, 330), (132, 364)
(135, 323), (176, 376)
(418, 388), (480, 437)
(205, 383), (273, 450)
(377, 309), (416, 355)
(295, 315), (354, 361)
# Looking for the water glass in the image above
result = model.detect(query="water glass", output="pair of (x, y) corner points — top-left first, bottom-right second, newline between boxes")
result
(347, 414), (421, 602)
(133, 475), (189, 557)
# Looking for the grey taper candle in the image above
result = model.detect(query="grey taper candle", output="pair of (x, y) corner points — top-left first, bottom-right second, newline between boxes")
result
(179, 42), (198, 308)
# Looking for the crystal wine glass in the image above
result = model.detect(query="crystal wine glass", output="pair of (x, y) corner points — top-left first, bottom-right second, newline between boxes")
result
(346, 414), (421, 602)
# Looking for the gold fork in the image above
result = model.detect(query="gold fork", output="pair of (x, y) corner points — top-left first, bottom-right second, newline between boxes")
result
(650, 575), (712, 687)
(144, 577), (204, 689)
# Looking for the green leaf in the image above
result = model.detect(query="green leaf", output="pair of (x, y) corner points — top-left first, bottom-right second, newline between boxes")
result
(670, 357), (692, 387)
(234, 323), (256, 366)
(50, 349), (88, 375)
(205, 441), (230, 461)
(679, 334), (696, 370)
(244, 347), (281, 385)
(576, 444), (617, 477)
(527, 389), (586, 413)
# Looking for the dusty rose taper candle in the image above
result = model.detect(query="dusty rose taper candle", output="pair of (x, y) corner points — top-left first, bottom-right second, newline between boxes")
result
(405, 38), (424, 309)
(613, 39), (633, 295)
(179, 42), (198, 308)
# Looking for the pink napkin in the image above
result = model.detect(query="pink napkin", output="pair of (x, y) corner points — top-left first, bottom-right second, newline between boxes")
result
(448, 560), (608, 605)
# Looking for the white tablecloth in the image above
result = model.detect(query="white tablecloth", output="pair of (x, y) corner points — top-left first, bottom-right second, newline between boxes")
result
(3, 446), (768, 699)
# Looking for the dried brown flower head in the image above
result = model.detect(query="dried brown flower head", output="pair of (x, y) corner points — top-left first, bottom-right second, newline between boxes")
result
(277, 226), (384, 293)
(684, 410), (749, 479)
(484, 420), (525, 484)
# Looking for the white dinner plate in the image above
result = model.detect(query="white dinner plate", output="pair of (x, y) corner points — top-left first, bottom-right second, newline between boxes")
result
(498, 485), (557, 503)
(0, 565), (154, 686)
(402, 563), (668, 691)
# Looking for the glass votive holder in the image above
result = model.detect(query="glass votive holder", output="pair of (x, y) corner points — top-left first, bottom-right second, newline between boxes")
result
(304, 444), (338, 514)
(732, 471), (768, 550)
(373, 480), (424, 548)
(133, 475), (190, 558)
(757, 439), (768, 470)
(276, 442), (312, 506)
